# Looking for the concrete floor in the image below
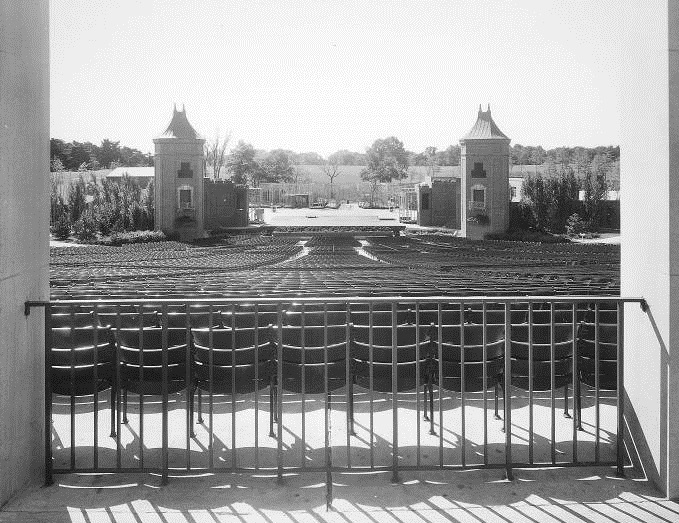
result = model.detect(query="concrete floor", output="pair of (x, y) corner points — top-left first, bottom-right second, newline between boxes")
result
(4, 386), (670, 522)
(2, 466), (677, 522)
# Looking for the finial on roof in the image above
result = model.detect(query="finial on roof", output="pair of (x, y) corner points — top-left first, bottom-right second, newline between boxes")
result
(487, 103), (491, 112)
(478, 104), (482, 113)
(173, 103), (177, 113)
(182, 104), (186, 113)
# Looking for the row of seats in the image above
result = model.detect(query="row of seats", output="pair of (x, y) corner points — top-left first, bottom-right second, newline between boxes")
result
(50, 313), (619, 439)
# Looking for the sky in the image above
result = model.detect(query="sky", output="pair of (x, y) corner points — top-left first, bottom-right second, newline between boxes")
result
(50, 1), (622, 157)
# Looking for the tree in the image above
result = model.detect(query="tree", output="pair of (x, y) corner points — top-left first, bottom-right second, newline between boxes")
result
(294, 151), (326, 165)
(322, 159), (343, 199)
(328, 149), (367, 166)
(257, 149), (295, 184)
(360, 137), (410, 207)
(97, 139), (120, 168)
(204, 131), (231, 178)
(582, 153), (610, 230)
(225, 141), (258, 185)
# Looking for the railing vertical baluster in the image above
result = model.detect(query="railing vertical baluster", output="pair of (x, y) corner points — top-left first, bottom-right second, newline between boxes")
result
(254, 304), (259, 472)
(550, 302), (556, 465)
(617, 301), (625, 477)
(572, 302), (578, 463)
(345, 302), (352, 468)
(138, 304), (144, 472)
(161, 304), (169, 485)
(415, 302), (421, 469)
(185, 303), (191, 471)
(482, 302), (488, 467)
(231, 303), (237, 471)
(391, 301), (399, 483)
(92, 304), (99, 470)
(70, 305), (76, 471)
(208, 306), (214, 472)
(504, 302), (513, 480)
(324, 302), (332, 508)
(301, 304), (306, 469)
(277, 303), (283, 482)
(460, 302), (466, 468)
(528, 302), (534, 464)
(44, 304), (53, 486)
(438, 303), (443, 466)
(115, 306), (121, 470)
(595, 303), (600, 463)
(369, 302), (374, 470)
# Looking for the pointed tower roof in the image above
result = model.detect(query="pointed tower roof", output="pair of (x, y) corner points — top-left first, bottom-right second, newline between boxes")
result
(156, 104), (199, 140)
(461, 104), (510, 141)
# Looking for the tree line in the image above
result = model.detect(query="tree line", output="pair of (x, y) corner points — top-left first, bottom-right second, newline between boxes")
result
(518, 154), (613, 234)
(50, 138), (153, 171)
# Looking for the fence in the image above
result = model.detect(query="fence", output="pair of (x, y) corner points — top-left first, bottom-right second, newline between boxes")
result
(26, 295), (645, 500)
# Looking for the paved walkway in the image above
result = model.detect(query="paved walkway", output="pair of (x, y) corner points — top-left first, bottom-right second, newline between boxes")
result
(2, 466), (678, 522)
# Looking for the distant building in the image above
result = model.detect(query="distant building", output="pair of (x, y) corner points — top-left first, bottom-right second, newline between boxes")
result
(153, 105), (206, 240)
(106, 166), (154, 188)
(460, 105), (511, 239)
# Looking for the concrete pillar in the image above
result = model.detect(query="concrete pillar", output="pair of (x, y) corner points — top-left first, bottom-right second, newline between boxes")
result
(620, 0), (679, 498)
(0, 0), (50, 507)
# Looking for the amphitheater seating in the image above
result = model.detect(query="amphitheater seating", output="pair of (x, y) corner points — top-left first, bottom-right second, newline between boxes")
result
(50, 326), (117, 438)
(424, 324), (506, 429)
(191, 327), (277, 436)
(115, 327), (191, 423)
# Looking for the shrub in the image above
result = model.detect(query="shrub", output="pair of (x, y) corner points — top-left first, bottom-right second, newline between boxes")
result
(467, 212), (490, 226)
(51, 215), (71, 240)
(73, 212), (98, 243)
(485, 229), (570, 243)
(565, 213), (588, 236)
(98, 230), (166, 246)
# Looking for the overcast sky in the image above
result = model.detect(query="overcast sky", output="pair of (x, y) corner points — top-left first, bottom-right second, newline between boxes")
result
(50, 1), (622, 156)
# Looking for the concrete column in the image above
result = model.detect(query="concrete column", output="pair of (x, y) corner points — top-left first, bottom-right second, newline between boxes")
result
(620, 0), (679, 498)
(0, 0), (50, 507)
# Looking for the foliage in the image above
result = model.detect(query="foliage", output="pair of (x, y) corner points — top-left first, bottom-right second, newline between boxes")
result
(485, 229), (570, 243)
(50, 172), (154, 244)
(97, 230), (166, 246)
(565, 213), (588, 236)
(322, 160), (343, 199)
(226, 141), (258, 185)
(204, 131), (231, 178)
(50, 138), (152, 171)
(51, 215), (71, 240)
(521, 167), (579, 233)
(328, 149), (367, 166)
(467, 212), (490, 226)
(361, 137), (410, 207)
(581, 153), (611, 230)
(73, 211), (98, 243)
(254, 149), (296, 186)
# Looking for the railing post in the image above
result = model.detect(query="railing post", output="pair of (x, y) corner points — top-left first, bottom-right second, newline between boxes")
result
(161, 304), (169, 485)
(391, 301), (399, 483)
(617, 301), (625, 477)
(504, 302), (513, 481)
(277, 303), (284, 483)
(44, 304), (53, 486)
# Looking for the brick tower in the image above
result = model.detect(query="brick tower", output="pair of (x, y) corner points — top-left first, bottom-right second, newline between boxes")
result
(460, 105), (511, 239)
(153, 105), (206, 240)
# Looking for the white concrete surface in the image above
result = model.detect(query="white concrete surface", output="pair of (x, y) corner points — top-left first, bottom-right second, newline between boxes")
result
(262, 205), (403, 228)
(0, 0), (50, 508)
(1, 466), (675, 523)
(620, 0), (679, 498)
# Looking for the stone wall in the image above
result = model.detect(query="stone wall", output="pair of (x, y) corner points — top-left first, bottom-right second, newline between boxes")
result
(417, 180), (459, 228)
(203, 179), (249, 230)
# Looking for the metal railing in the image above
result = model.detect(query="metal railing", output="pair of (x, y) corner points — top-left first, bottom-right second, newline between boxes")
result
(26, 295), (646, 495)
